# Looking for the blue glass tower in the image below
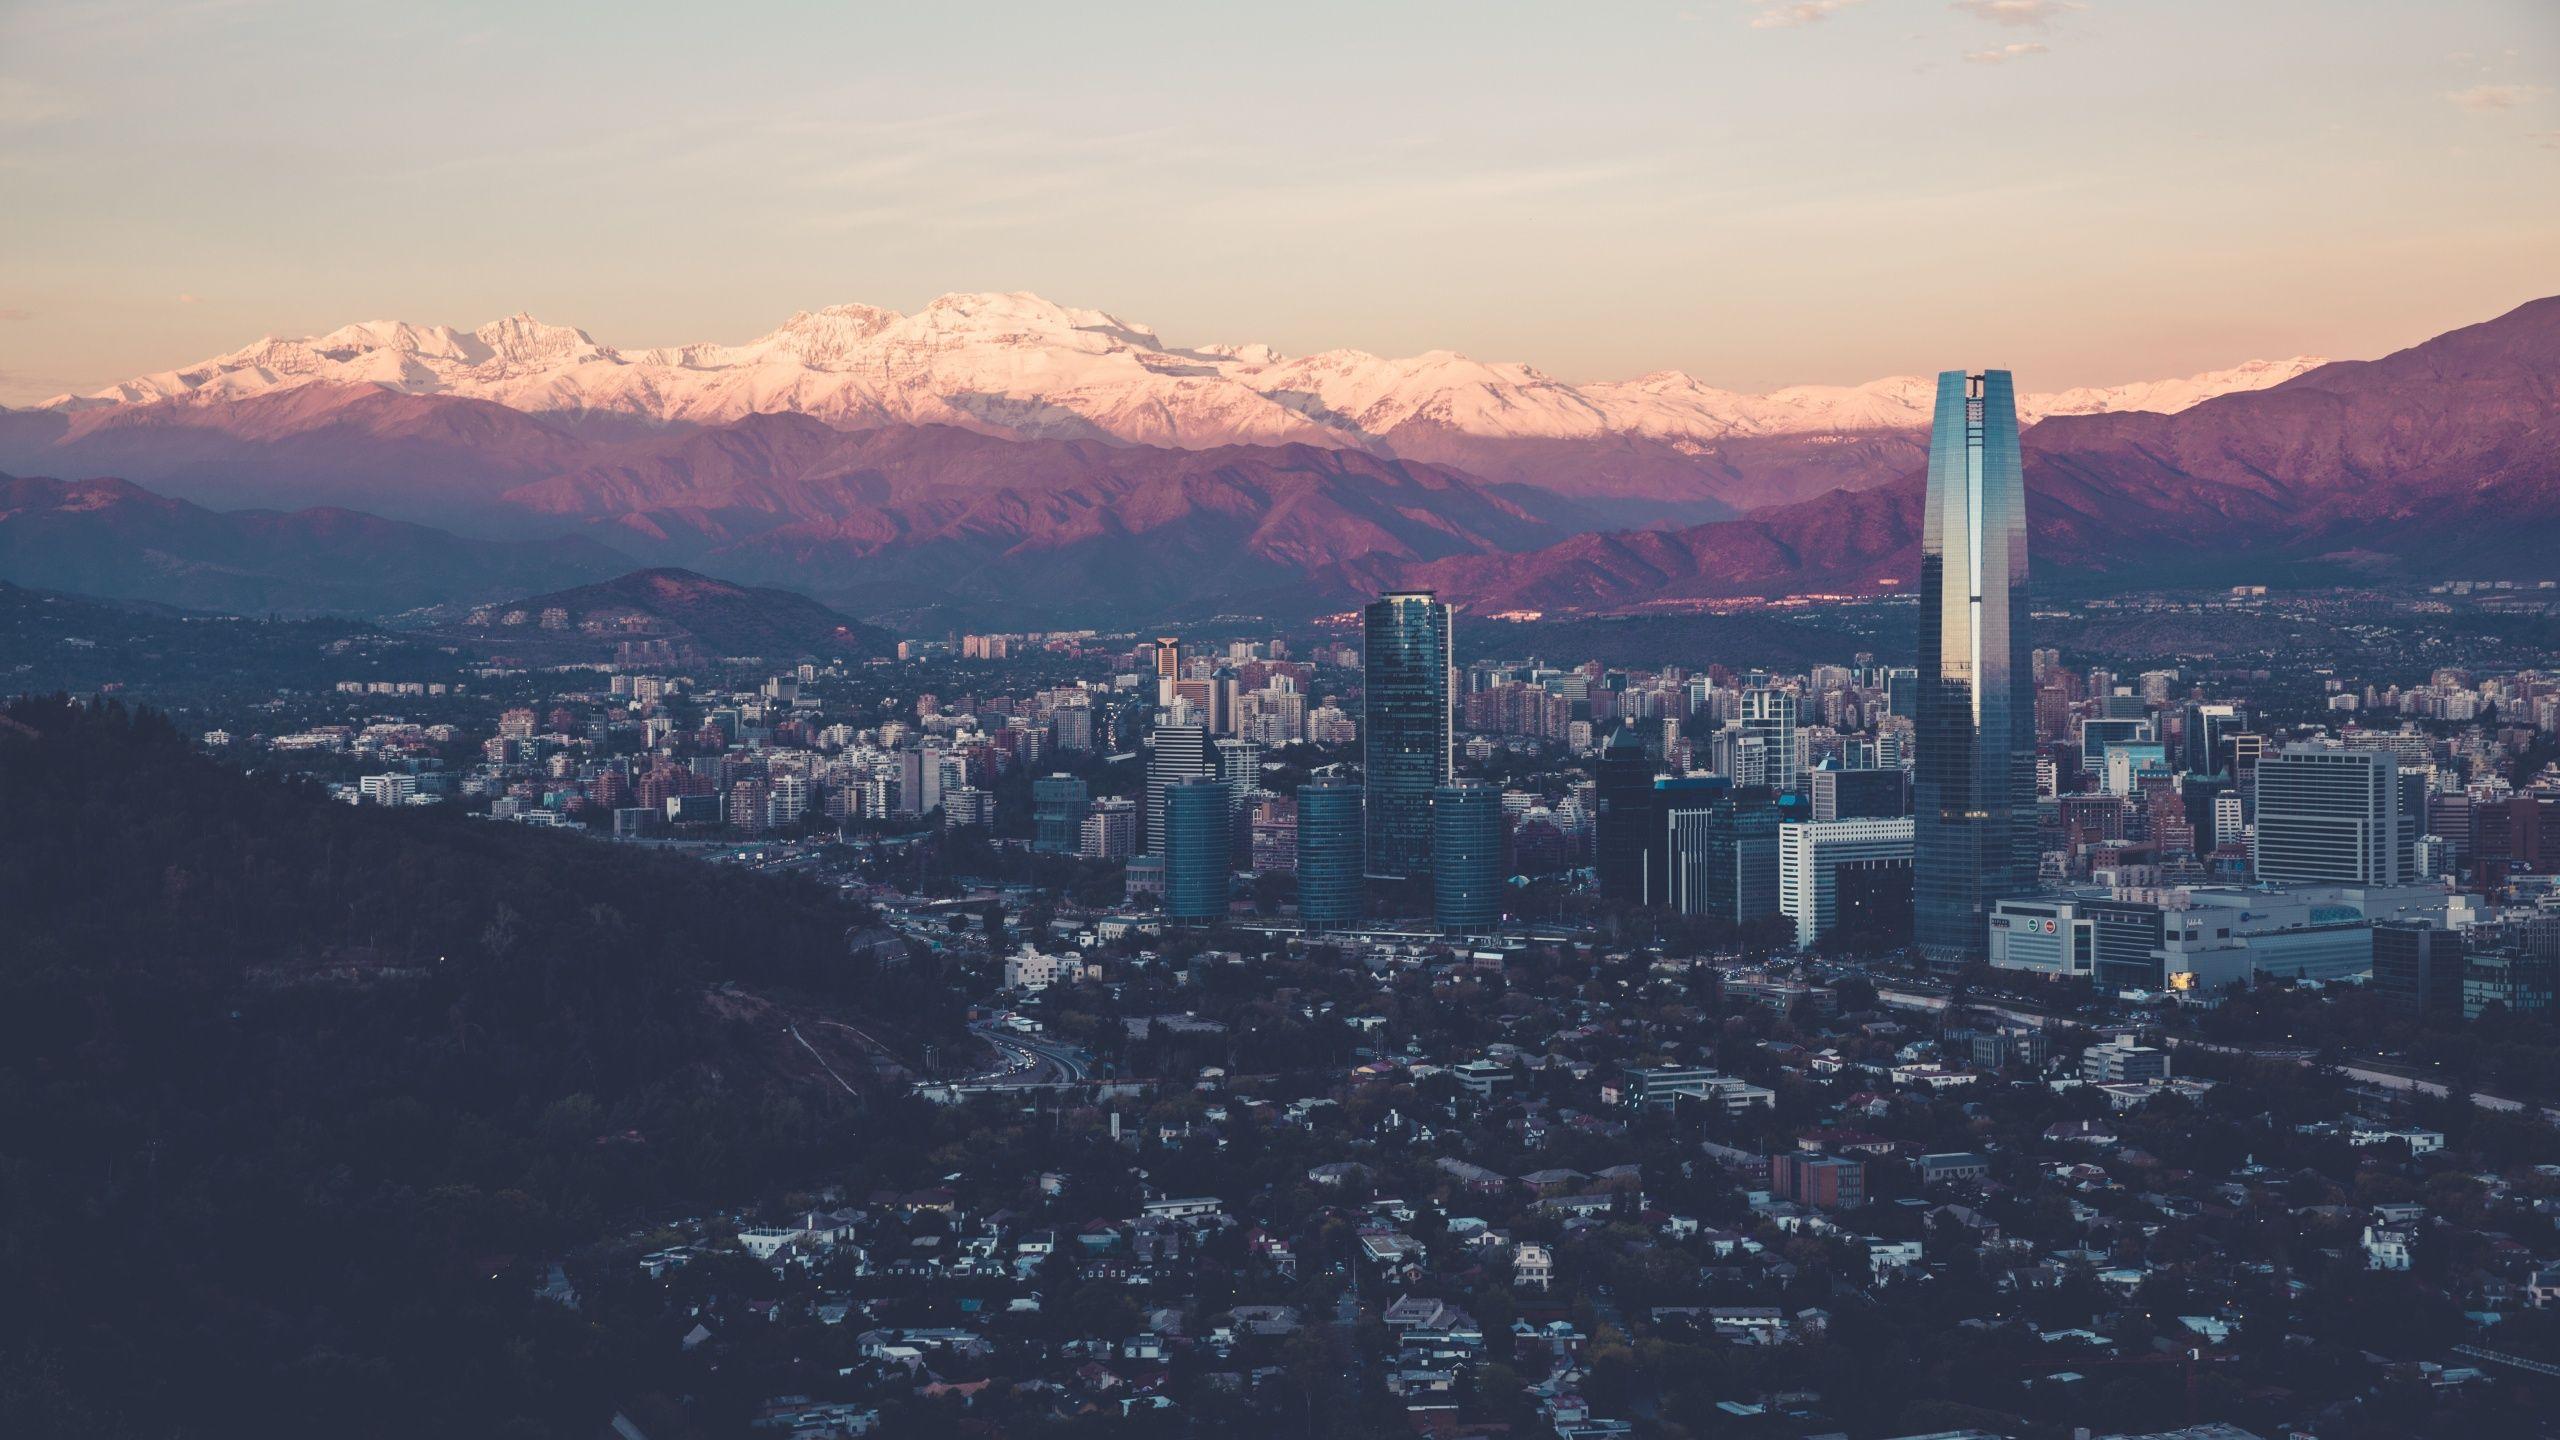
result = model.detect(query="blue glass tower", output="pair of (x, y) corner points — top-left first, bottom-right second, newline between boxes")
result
(1914, 370), (2037, 964)
(1364, 591), (1453, 878)
(1296, 776), (1365, 930)
(1162, 775), (1232, 921)
(1432, 782), (1503, 935)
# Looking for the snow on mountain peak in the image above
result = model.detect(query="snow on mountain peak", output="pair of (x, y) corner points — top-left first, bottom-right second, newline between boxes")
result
(53, 293), (2330, 456)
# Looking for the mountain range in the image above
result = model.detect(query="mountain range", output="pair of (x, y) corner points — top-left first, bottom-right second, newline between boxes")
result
(0, 291), (2548, 623)
(18, 291), (2321, 519)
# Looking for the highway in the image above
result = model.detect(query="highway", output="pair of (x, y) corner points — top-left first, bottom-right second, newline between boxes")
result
(946, 1020), (1093, 1090)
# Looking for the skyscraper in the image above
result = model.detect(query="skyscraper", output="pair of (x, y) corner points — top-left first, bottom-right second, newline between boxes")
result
(1594, 724), (1657, 903)
(1032, 773), (1091, 853)
(1740, 687), (1803, 791)
(1914, 370), (2037, 964)
(1364, 591), (1453, 878)
(1296, 777), (1365, 929)
(1432, 782), (1503, 935)
(1162, 775), (1232, 921)
(2253, 743), (2423, 885)
(1146, 722), (1212, 856)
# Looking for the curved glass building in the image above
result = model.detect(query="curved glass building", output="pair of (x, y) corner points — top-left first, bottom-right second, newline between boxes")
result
(1914, 370), (2037, 964)
(1364, 591), (1453, 878)
(1296, 776), (1365, 930)
(1432, 782), (1503, 935)
(1162, 775), (1233, 921)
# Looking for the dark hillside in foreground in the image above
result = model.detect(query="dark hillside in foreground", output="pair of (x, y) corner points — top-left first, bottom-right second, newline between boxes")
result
(0, 696), (965, 1438)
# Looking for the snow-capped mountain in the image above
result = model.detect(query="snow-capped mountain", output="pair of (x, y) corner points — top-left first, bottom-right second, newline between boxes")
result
(51, 291), (2324, 452)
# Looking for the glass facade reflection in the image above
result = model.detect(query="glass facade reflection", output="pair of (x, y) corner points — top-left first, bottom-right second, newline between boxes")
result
(1364, 591), (1453, 878)
(1296, 776), (1365, 929)
(1914, 370), (2037, 963)
(1432, 782), (1502, 935)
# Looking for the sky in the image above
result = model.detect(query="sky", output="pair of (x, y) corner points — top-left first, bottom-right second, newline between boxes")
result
(0, 0), (2554, 405)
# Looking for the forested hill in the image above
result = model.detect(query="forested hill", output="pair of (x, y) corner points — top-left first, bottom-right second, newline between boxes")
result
(0, 696), (963, 1438)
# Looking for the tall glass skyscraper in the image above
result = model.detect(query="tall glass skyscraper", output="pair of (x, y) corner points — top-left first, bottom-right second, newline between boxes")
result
(1363, 591), (1453, 878)
(1162, 775), (1232, 921)
(1432, 782), (1503, 935)
(1914, 370), (2037, 964)
(1296, 776), (1365, 929)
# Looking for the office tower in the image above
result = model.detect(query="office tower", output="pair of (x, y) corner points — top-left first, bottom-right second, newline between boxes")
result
(1153, 635), (1185, 707)
(1161, 776), (1232, 921)
(1364, 591), (1454, 878)
(2079, 716), (2154, 769)
(1032, 773), (1091, 854)
(1432, 782), (1503, 935)
(1145, 722), (1212, 855)
(1297, 777), (1365, 929)
(896, 746), (941, 817)
(1810, 765), (1909, 823)
(1915, 369), (2037, 963)
(1650, 780), (1794, 923)
(1779, 817), (1917, 950)
(1208, 667), (1239, 735)
(2213, 791), (2246, 851)
(1884, 667), (1918, 720)
(1740, 687), (1803, 791)
(2253, 744), (2422, 885)
(2373, 922), (2463, 1016)
(1079, 796), (1138, 860)
(1595, 725), (1657, 902)
(2181, 702), (2246, 776)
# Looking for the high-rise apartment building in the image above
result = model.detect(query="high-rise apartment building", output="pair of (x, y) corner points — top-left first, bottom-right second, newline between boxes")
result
(1363, 591), (1453, 878)
(1914, 370), (2037, 963)
(1079, 796), (1138, 861)
(1740, 688), (1803, 792)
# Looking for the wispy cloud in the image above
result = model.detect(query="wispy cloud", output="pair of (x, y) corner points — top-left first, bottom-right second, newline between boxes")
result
(0, 78), (73, 128)
(0, 307), (30, 322)
(2447, 83), (2549, 113)
(1952, 0), (2084, 26)
(1746, 0), (1866, 29)
(1965, 42), (2050, 64)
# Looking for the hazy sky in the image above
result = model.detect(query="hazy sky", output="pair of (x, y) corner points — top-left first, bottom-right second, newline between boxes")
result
(1, 0), (2554, 405)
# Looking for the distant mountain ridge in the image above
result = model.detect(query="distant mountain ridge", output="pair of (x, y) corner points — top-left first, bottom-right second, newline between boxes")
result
(0, 472), (626, 615)
(28, 290), (2323, 513)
